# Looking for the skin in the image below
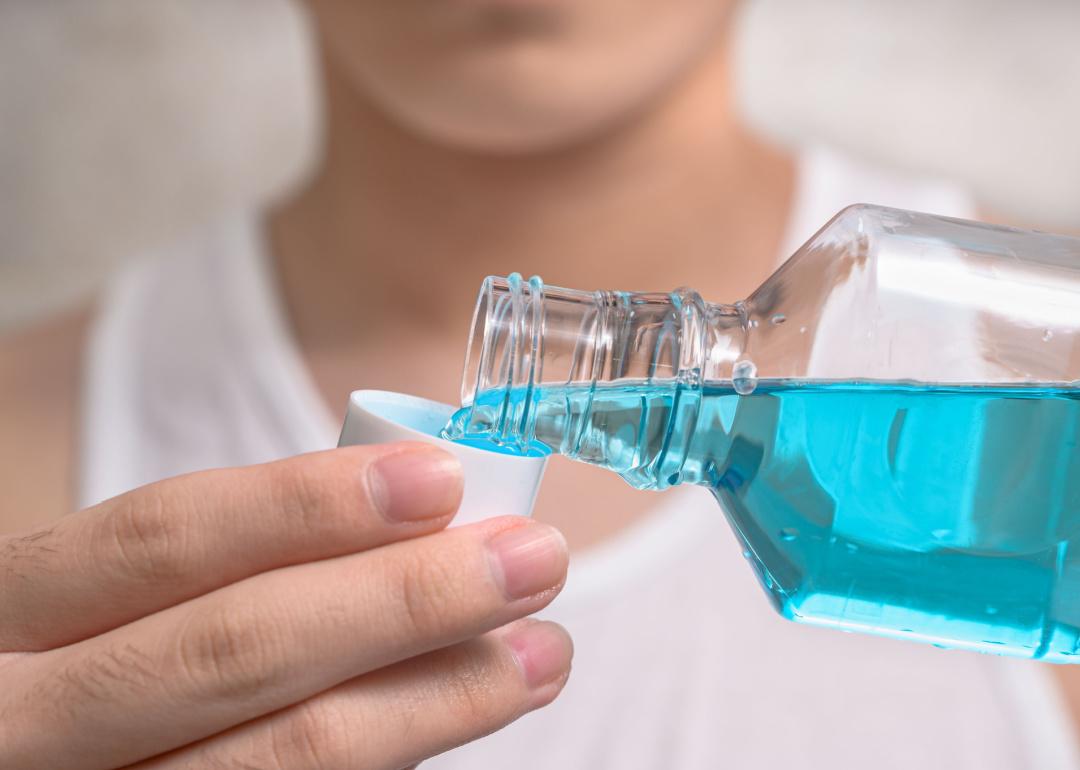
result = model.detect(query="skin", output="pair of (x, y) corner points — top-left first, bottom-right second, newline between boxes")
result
(0, 444), (571, 768)
(272, 0), (795, 551)
(2, 0), (1079, 765)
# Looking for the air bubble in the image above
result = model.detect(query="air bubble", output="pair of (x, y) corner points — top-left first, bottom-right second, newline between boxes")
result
(770, 313), (787, 325)
(985, 605), (999, 616)
(1043, 329), (1054, 342)
(742, 549), (752, 559)
(779, 528), (799, 542)
(732, 359), (758, 395)
(799, 325), (807, 334)
(932, 528), (952, 539)
(749, 319), (760, 329)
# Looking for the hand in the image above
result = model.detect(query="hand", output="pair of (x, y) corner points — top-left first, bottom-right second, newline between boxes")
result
(0, 443), (572, 769)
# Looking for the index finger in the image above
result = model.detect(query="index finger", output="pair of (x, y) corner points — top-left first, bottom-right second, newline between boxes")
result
(0, 443), (462, 652)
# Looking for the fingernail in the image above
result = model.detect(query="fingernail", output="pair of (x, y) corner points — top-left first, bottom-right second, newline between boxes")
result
(370, 448), (463, 522)
(504, 620), (574, 690)
(487, 523), (568, 601)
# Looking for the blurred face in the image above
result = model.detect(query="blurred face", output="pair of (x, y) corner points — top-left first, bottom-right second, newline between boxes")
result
(305, 0), (737, 154)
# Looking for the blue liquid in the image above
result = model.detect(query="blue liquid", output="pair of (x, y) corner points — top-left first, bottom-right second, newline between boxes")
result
(445, 380), (1080, 661)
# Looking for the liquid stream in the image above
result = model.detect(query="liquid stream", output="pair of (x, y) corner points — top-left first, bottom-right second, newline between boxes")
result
(445, 379), (1080, 661)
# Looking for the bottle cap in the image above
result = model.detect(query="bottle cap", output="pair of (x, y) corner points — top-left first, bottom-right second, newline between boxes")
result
(338, 390), (548, 526)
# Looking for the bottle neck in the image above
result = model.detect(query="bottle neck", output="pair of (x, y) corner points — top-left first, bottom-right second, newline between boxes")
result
(454, 274), (748, 459)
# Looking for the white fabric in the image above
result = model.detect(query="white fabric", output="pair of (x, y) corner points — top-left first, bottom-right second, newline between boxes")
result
(79, 147), (1080, 768)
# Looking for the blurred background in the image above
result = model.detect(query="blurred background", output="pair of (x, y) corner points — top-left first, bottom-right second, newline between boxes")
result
(2, 0), (1079, 331)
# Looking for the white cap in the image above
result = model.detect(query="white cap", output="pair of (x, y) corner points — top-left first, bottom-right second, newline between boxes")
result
(338, 390), (548, 526)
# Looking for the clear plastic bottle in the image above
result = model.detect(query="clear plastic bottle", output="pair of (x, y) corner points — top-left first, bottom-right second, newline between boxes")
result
(444, 204), (1080, 661)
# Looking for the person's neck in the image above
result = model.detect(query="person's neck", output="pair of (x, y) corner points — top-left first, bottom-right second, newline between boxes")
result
(269, 41), (796, 413)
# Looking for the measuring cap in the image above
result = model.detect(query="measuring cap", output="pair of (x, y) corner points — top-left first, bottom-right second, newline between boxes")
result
(339, 390), (548, 526)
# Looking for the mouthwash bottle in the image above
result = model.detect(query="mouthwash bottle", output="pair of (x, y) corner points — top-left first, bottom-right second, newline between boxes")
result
(444, 204), (1080, 662)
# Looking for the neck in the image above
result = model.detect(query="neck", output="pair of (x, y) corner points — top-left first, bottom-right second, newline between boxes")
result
(269, 39), (796, 409)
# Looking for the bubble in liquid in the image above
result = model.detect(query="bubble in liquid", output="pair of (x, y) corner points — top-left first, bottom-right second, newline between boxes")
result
(799, 325), (808, 334)
(732, 359), (758, 395)
(1043, 329), (1054, 342)
(985, 605), (999, 616)
(779, 528), (799, 542)
(742, 549), (752, 559)
(749, 319), (760, 329)
(770, 313), (787, 325)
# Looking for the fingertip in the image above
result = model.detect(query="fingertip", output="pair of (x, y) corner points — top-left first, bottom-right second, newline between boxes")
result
(368, 444), (464, 523)
(501, 619), (574, 703)
(486, 522), (570, 602)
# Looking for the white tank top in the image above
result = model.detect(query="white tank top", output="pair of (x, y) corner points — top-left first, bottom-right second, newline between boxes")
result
(79, 147), (1080, 769)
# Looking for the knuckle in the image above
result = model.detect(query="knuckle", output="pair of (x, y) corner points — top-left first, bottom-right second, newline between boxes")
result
(174, 601), (284, 700)
(268, 457), (344, 536)
(271, 699), (353, 770)
(437, 645), (507, 729)
(0, 526), (59, 578)
(101, 486), (187, 583)
(47, 641), (161, 708)
(395, 549), (475, 639)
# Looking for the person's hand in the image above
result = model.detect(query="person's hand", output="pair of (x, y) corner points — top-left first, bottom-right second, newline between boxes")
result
(0, 443), (572, 769)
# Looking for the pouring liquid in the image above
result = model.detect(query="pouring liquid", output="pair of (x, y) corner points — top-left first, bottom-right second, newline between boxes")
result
(446, 380), (1080, 661)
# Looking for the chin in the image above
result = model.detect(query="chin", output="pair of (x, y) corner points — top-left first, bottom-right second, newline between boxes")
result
(355, 54), (637, 155)
(313, 0), (734, 154)
(365, 60), (693, 157)
(380, 94), (627, 156)
(318, 1), (729, 156)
